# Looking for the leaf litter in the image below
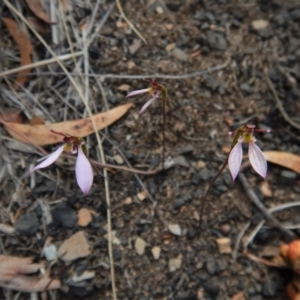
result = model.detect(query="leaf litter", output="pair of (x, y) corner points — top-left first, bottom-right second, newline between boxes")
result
(1, 103), (133, 145)
(2, 17), (32, 88)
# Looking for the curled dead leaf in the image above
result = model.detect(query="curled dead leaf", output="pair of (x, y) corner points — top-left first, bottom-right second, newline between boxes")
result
(0, 255), (61, 292)
(25, 0), (51, 23)
(2, 18), (32, 88)
(263, 151), (300, 174)
(27, 16), (50, 34)
(1, 103), (133, 145)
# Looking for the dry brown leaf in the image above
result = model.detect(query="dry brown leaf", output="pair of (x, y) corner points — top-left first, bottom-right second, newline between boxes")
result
(231, 291), (246, 300)
(29, 115), (45, 125)
(2, 18), (33, 88)
(27, 16), (50, 33)
(1, 103), (133, 145)
(263, 151), (300, 174)
(260, 181), (272, 197)
(25, 0), (51, 23)
(0, 255), (61, 292)
(2, 108), (23, 123)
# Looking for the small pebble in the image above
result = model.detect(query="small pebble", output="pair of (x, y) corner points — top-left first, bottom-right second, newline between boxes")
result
(168, 224), (182, 236)
(78, 208), (92, 227)
(58, 231), (91, 261)
(168, 257), (182, 272)
(151, 246), (161, 259)
(252, 19), (269, 30)
(113, 154), (124, 165)
(43, 244), (57, 261)
(216, 238), (232, 254)
(15, 214), (39, 235)
(51, 203), (77, 229)
(135, 237), (146, 255)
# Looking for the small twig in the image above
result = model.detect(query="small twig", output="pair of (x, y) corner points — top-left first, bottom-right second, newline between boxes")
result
(115, 0), (147, 44)
(232, 221), (250, 261)
(244, 201), (300, 248)
(9, 60), (229, 80)
(237, 173), (295, 239)
(86, 3), (114, 49)
(49, 0), (58, 45)
(266, 76), (300, 130)
(0, 52), (83, 78)
(162, 99), (166, 170)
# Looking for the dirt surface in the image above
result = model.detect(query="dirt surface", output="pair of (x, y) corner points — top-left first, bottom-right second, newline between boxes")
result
(1, 0), (300, 299)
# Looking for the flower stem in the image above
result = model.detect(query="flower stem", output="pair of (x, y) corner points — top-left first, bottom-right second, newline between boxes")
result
(162, 100), (166, 170)
(200, 156), (229, 224)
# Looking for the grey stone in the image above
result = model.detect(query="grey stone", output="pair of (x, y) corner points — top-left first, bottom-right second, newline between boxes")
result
(207, 31), (227, 50)
(15, 214), (39, 235)
(51, 203), (77, 229)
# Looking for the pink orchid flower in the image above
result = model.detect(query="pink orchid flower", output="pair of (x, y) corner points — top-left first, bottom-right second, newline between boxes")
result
(31, 133), (93, 195)
(126, 79), (167, 114)
(228, 125), (270, 181)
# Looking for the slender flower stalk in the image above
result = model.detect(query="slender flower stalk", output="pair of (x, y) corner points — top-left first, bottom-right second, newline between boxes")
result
(126, 79), (168, 169)
(31, 131), (93, 195)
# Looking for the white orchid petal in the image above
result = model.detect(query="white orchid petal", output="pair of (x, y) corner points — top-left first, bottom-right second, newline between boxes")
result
(126, 88), (150, 98)
(139, 97), (157, 114)
(75, 146), (94, 195)
(249, 142), (267, 179)
(228, 141), (243, 181)
(31, 145), (64, 173)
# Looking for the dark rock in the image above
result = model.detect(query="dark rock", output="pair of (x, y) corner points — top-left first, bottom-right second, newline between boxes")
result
(186, 228), (197, 239)
(199, 168), (213, 181)
(15, 214), (39, 235)
(223, 173), (232, 186)
(218, 85), (226, 95)
(216, 259), (227, 271)
(280, 170), (297, 179)
(273, 12), (288, 26)
(113, 249), (122, 261)
(107, 93), (117, 104)
(262, 279), (277, 297)
(290, 8), (300, 21)
(89, 46), (100, 59)
(196, 271), (210, 281)
(176, 34), (190, 47)
(240, 82), (252, 94)
(231, 19), (241, 28)
(206, 260), (217, 275)
(249, 296), (263, 300)
(165, 1), (181, 12)
(173, 198), (185, 210)
(214, 184), (228, 193)
(207, 31), (227, 51)
(194, 11), (206, 22)
(204, 75), (219, 91)
(51, 203), (77, 229)
(257, 28), (273, 39)
(191, 172), (201, 185)
(69, 282), (93, 298)
(206, 12), (215, 23)
(180, 144), (194, 155)
(203, 282), (220, 297)
(248, 286), (256, 295)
